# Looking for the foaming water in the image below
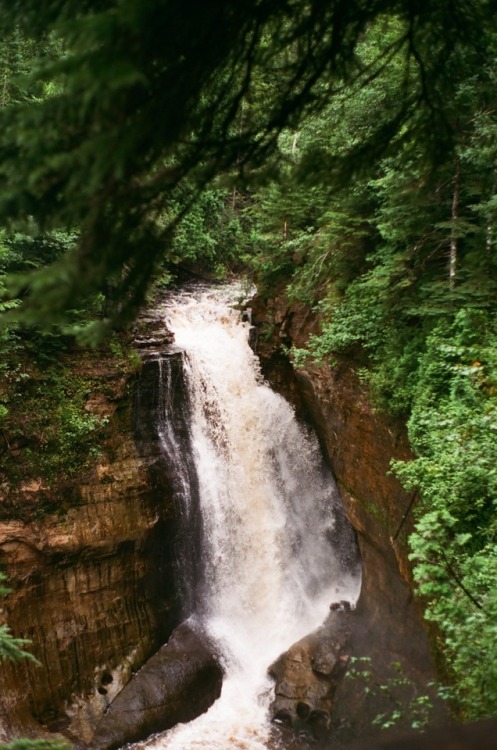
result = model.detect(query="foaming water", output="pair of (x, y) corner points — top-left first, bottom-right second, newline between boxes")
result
(136, 283), (360, 750)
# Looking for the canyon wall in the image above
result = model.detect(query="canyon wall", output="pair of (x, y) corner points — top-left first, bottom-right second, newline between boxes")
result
(0, 335), (181, 744)
(251, 293), (443, 742)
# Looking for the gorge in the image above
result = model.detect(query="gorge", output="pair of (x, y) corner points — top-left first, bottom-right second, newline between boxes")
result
(0, 283), (440, 749)
(2, 6), (497, 746)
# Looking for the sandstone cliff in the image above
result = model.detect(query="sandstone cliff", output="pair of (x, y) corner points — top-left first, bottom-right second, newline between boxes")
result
(0, 333), (181, 744)
(251, 292), (444, 743)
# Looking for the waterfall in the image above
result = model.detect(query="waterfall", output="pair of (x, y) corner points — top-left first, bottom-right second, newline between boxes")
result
(141, 283), (361, 750)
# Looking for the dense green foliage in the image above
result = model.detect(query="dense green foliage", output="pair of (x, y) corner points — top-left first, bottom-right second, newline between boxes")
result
(1, 354), (110, 510)
(394, 314), (497, 718)
(0, 0), (495, 335)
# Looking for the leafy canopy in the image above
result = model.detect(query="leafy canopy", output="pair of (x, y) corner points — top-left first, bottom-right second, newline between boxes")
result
(0, 0), (495, 336)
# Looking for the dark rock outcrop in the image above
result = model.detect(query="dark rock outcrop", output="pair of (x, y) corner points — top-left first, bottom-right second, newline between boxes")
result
(132, 313), (175, 360)
(90, 621), (223, 750)
(270, 604), (352, 741)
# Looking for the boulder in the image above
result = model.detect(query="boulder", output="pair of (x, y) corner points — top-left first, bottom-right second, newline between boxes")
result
(89, 621), (223, 750)
(269, 604), (352, 741)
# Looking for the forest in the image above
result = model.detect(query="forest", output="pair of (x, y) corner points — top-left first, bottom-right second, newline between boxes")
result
(1, 0), (497, 746)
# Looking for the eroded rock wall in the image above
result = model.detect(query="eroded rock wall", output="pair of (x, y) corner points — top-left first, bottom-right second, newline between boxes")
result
(251, 293), (444, 742)
(0, 343), (180, 744)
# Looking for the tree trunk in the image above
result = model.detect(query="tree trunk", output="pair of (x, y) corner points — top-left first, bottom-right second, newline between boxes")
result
(231, 100), (246, 210)
(449, 158), (460, 290)
(1, 52), (9, 108)
(485, 164), (497, 254)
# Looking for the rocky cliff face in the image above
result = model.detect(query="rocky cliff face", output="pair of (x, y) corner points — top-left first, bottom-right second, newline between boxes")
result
(0, 334), (181, 744)
(251, 293), (444, 742)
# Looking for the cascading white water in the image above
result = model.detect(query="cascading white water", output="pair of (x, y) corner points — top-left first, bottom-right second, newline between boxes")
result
(140, 283), (361, 750)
